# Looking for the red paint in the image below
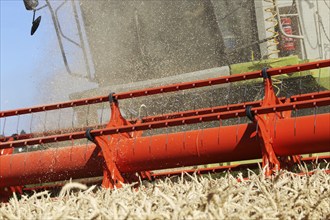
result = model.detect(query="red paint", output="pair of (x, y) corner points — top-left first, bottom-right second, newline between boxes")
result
(1, 114), (329, 187)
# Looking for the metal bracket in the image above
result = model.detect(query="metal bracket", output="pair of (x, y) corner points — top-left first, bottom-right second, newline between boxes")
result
(91, 97), (148, 188)
(245, 106), (255, 122)
(85, 128), (95, 142)
(254, 68), (290, 175)
(261, 67), (269, 79)
(108, 92), (117, 104)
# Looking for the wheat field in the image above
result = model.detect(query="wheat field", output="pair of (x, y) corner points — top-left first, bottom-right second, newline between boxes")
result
(1, 166), (329, 220)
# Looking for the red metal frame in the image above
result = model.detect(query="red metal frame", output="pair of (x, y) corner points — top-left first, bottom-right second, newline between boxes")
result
(1, 113), (329, 188)
(0, 60), (329, 201)
(251, 69), (293, 175)
(1, 95), (328, 148)
(1, 90), (329, 143)
(1, 60), (329, 118)
(92, 100), (146, 188)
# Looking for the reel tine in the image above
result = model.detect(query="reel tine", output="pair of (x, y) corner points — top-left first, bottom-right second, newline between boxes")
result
(58, 108), (62, 131)
(145, 105), (149, 118)
(177, 93), (180, 114)
(16, 115), (20, 134)
(211, 89), (215, 107)
(317, 68), (321, 93)
(43, 111), (48, 133)
(193, 94), (196, 111)
(299, 76), (302, 96)
(280, 79), (284, 97)
(138, 104), (148, 119)
(86, 104), (90, 127)
(208, 90), (212, 108)
(182, 90), (186, 112)
(243, 84), (247, 104)
(29, 113), (33, 133)
(226, 83), (231, 106)
(71, 109), (75, 129)
(2, 117), (6, 136)
(100, 102), (105, 124)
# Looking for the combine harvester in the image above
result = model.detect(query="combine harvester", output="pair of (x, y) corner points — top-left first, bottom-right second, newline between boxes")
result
(1, 0), (330, 202)
(0, 59), (329, 201)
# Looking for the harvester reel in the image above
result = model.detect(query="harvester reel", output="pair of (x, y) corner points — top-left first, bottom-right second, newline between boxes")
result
(0, 60), (329, 201)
